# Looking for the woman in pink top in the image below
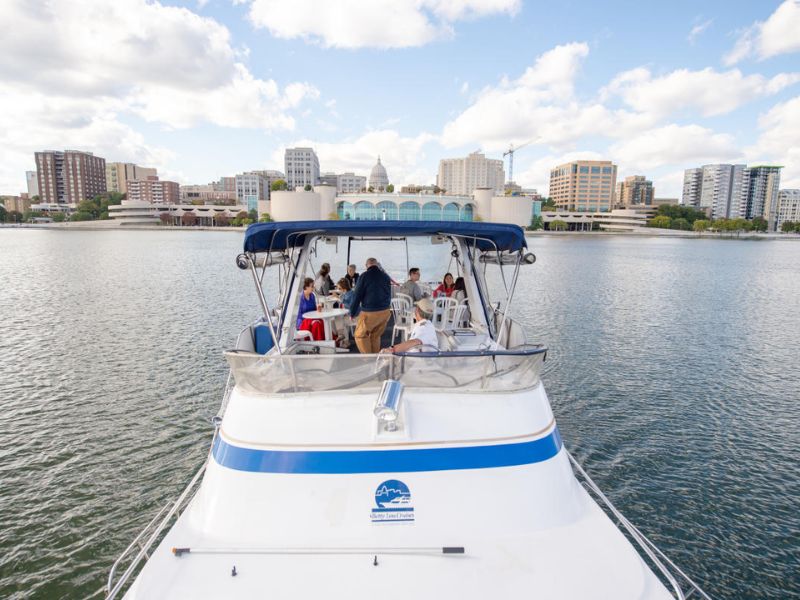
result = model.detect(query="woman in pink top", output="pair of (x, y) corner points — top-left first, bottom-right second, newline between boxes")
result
(433, 272), (455, 298)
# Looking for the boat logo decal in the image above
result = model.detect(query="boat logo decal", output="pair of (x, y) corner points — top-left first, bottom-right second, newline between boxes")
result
(371, 479), (414, 524)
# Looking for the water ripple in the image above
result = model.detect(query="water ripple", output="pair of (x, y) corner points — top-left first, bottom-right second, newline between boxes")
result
(0, 231), (798, 599)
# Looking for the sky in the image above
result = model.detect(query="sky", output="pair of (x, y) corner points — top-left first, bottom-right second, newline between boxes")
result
(1, 0), (799, 198)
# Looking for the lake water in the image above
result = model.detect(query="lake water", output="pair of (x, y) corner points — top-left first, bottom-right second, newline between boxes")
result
(0, 229), (798, 599)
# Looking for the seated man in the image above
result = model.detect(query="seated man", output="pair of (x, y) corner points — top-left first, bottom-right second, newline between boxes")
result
(398, 267), (428, 302)
(382, 297), (438, 353)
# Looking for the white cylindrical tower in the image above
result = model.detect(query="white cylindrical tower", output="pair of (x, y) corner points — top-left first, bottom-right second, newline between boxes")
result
(473, 187), (494, 221)
(316, 185), (337, 219)
(489, 195), (533, 227)
(271, 191), (321, 222)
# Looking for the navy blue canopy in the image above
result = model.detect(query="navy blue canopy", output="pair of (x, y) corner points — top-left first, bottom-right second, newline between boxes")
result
(243, 220), (527, 253)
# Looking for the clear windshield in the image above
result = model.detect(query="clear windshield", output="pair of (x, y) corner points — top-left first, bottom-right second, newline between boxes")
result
(224, 346), (546, 394)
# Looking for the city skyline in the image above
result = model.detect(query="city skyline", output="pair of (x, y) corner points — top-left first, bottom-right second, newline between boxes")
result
(1, 0), (799, 198)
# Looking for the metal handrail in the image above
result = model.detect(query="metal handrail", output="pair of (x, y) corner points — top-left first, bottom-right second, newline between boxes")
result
(106, 461), (207, 599)
(566, 451), (712, 600)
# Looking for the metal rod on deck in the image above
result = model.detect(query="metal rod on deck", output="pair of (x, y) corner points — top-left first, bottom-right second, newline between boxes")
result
(107, 462), (207, 599)
(172, 546), (465, 557)
(248, 254), (282, 355)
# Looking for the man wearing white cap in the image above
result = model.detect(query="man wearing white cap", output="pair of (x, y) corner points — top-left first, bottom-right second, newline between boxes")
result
(382, 297), (438, 353)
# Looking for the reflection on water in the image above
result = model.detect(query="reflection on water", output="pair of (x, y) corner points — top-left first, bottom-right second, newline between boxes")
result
(0, 230), (798, 599)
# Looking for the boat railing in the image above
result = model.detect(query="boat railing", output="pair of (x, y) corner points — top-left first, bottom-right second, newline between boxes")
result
(566, 451), (712, 600)
(105, 460), (208, 599)
(223, 344), (547, 395)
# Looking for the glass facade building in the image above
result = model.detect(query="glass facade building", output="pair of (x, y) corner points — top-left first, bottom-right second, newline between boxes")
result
(336, 194), (475, 222)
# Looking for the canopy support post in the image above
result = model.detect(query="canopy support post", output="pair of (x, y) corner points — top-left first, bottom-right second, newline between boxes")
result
(493, 253), (522, 350)
(248, 254), (282, 355)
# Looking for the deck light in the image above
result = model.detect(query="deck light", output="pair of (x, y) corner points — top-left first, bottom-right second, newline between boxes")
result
(374, 380), (404, 431)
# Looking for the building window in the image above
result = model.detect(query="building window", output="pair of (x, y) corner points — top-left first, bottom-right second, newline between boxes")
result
(353, 201), (375, 220)
(602, 167), (612, 174)
(579, 166), (589, 174)
(337, 201), (354, 220)
(399, 202), (420, 220)
(442, 203), (460, 221)
(421, 201), (442, 220)
(376, 201), (397, 220)
(591, 166), (600, 174)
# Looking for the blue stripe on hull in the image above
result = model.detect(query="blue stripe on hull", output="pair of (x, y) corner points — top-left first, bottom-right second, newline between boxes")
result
(211, 428), (562, 474)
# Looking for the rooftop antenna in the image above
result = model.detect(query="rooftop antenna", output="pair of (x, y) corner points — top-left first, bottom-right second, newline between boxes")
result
(502, 140), (533, 184)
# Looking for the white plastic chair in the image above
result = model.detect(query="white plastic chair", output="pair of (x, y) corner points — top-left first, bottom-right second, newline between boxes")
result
(432, 297), (457, 331)
(447, 304), (469, 330)
(390, 296), (414, 344)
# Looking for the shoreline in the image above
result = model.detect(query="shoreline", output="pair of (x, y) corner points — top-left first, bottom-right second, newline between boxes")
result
(0, 222), (246, 232)
(525, 229), (800, 240)
(2, 222), (799, 241)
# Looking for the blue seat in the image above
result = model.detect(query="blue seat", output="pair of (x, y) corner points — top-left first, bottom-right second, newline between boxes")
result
(254, 323), (274, 354)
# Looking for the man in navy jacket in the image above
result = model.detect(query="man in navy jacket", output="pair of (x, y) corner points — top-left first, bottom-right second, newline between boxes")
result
(349, 257), (392, 353)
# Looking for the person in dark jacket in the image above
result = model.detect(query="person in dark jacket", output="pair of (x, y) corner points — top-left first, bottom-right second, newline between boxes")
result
(349, 257), (391, 353)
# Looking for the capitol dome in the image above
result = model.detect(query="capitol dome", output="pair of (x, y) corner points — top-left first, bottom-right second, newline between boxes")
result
(369, 156), (390, 191)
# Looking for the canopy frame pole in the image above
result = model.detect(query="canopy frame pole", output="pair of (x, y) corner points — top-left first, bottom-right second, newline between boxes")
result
(448, 233), (505, 340)
(247, 253), (281, 355)
(493, 252), (522, 350)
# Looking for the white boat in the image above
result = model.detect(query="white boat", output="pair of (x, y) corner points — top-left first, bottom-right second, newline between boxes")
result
(107, 221), (711, 599)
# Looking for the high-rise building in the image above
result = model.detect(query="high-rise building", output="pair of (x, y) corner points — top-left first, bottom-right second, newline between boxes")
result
(682, 164), (746, 219)
(284, 147), (320, 189)
(700, 164), (746, 220)
(743, 166), (782, 230)
(106, 162), (157, 194)
(35, 150), (106, 204)
(25, 171), (39, 197)
(682, 164), (782, 225)
(548, 160), (617, 212)
(437, 152), (504, 196)
(776, 189), (800, 229)
(127, 177), (179, 204)
(617, 175), (654, 207)
(235, 172), (268, 212)
(682, 168), (703, 207)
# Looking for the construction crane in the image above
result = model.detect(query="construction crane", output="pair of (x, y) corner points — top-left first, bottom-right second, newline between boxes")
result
(502, 140), (533, 184)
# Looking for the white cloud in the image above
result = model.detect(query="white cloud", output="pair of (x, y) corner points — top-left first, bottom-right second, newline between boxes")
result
(441, 43), (627, 150)
(440, 41), (800, 196)
(275, 130), (438, 186)
(746, 95), (800, 187)
(609, 124), (740, 171)
(244, 0), (519, 49)
(604, 67), (800, 117)
(651, 170), (686, 200)
(0, 0), (318, 193)
(687, 18), (713, 44)
(0, 86), (174, 193)
(724, 0), (800, 65)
